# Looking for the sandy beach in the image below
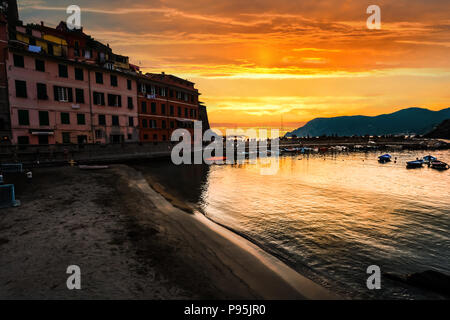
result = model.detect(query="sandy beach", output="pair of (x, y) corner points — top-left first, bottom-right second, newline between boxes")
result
(0, 164), (335, 300)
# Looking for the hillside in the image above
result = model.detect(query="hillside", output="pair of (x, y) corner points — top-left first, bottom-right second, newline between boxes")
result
(286, 108), (450, 137)
(424, 119), (450, 139)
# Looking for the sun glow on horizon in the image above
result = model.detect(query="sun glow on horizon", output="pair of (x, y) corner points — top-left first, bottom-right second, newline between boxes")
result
(18, 0), (450, 128)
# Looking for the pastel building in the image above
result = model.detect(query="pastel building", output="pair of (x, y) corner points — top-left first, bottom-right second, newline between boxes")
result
(89, 67), (138, 144)
(3, 2), (138, 145)
(137, 73), (201, 142)
(0, 0), (207, 145)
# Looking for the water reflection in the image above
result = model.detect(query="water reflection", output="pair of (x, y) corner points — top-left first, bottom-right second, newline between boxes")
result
(136, 151), (450, 299)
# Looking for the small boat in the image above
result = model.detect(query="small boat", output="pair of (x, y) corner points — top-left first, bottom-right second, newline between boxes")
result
(282, 147), (302, 154)
(430, 160), (449, 170)
(378, 154), (392, 163)
(406, 160), (424, 169)
(423, 155), (437, 163)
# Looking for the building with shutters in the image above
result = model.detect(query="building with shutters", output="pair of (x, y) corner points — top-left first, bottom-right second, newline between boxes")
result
(0, 0), (206, 145)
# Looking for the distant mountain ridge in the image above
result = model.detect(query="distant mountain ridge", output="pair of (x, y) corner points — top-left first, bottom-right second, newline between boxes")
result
(286, 107), (450, 137)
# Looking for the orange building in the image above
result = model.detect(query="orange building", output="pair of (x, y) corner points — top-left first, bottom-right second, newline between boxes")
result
(137, 73), (200, 142)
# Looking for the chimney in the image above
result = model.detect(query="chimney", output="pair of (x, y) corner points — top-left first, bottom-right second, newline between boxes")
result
(6, 0), (19, 25)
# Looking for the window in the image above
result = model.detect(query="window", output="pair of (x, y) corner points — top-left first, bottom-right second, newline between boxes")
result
(98, 114), (106, 125)
(127, 97), (133, 109)
(151, 102), (156, 114)
(169, 90), (173, 98)
(18, 110), (29, 125)
(48, 43), (54, 55)
(127, 134), (132, 140)
(161, 88), (166, 97)
(128, 117), (134, 127)
(150, 120), (157, 128)
(127, 79), (132, 90)
(170, 121), (175, 129)
(95, 130), (103, 139)
(54, 86), (73, 102)
(110, 75), (118, 87)
(62, 132), (71, 144)
(77, 135), (87, 144)
(18, 136), (29, 145)
(37, 83), (47, 100)
(112, 115), (119, 126)
(58, 64), (68, 78)
(108, 94), (122, 107)
(75, 68), (84, 81)
(15, 80), (27, 98)
(13, 54), (24, 68)
(170, 105), (174, 116)
(177, 106), (181, 117)
(77, 113), (86, 125)
(38, 135), (48, 145)
(93, 92), (105, 105)
(162, 135), (166, 141)
(75, 89), (84, 104)
(177, 91), (182, 100)
(185, 108), (188, 117)
(162, 120), (166, 129)
(141, 101), (147, 113)
(143, 134), (148, 140)
(161, 104), (166, 115)
(61, 112), (70, 124)
(95, 72), (103, 84)
(142, 119), (148, 128)
(153, 134), (157, 140)
(29, 38), (36, 46)
(35, 59), (45, 72)
(39, 111), (49, 126)
(193, 110), (197, 118)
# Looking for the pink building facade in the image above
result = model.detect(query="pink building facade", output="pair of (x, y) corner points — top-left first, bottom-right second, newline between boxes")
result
(88, 68), (138, 144)
(7, 49), (138, 145)
(8, 50), (92, 145)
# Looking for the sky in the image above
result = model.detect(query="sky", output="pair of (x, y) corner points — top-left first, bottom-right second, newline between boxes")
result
(17, 0), (450, 130)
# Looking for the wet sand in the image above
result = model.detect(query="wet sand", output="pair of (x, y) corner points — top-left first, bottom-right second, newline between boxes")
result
(0, 164), (336, 299)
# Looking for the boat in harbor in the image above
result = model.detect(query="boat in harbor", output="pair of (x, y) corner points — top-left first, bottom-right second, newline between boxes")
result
(378, 154), (392, 163)
(282, 147), (302, 154)
(406, 160), (424, 169)
(423, 155), (437, 163)
(430, 160), (449, 170)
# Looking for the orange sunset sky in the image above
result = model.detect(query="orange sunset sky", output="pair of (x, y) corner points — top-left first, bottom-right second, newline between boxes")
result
(18, 0), (450, 130)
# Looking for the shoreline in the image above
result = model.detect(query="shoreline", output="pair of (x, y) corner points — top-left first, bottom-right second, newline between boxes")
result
(114, 164), (338, 300)
(0, 164), (337, 299)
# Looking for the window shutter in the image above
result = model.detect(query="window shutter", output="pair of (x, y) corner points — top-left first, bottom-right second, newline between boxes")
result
(54, 86), (59, 101)
(68, 88), (73, 102)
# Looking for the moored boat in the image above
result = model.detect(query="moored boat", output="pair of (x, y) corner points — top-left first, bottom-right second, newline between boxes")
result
(406, 160), (424, 169)
(430, 160), (449, 170)
(378, 154), (392, 163)
(423, 155), (437, 163)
